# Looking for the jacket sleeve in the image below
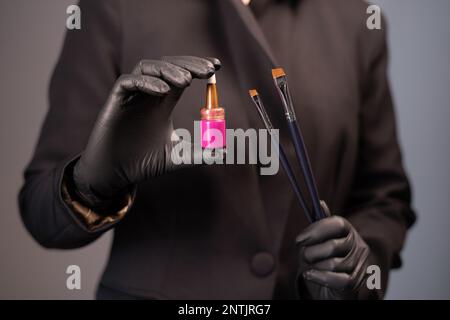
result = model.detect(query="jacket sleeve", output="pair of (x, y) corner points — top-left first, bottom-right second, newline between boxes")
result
(343, 22), (416, 297)
(18, 0), (125, 249)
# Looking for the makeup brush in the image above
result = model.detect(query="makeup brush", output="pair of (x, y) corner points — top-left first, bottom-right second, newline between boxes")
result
(271, 68), (326, 221)
(249, 89), (313, 223)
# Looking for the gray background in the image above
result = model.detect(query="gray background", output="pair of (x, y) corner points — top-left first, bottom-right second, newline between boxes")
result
(0, 0), (449, 299)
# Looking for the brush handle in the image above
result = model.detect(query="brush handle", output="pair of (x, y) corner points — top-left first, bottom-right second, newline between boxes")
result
(250, 93), (313, 223)
(287, 120), (325, 221)
(277, 145), (313, 223)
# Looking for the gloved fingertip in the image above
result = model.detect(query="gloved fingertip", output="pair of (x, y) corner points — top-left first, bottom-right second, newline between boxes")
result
(320, 200), (331, 217)
(303, 270), (314, 280)
(295, 234), (309, 245)
(206, 69), (215, 78)
(159, 82), (171, 95)
(206, 57), (221, 70)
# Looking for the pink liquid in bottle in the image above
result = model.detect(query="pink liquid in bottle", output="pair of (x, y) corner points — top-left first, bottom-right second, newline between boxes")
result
(201, 119), (226, 149)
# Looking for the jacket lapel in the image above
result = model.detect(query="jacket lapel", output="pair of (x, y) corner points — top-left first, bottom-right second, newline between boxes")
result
(222, 0), (278, 66)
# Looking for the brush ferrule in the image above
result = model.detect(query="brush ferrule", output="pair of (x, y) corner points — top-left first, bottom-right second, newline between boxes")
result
(251, 94), (274, 131)
(277, 78), (297, 121)
(285, 112), (296, 122)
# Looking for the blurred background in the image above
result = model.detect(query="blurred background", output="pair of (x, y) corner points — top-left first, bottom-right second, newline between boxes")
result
(0, 0), (449, 299)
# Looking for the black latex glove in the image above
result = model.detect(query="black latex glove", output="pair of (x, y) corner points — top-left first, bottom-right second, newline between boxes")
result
(72, 56), (221, 210)
(296, 202), (371, 300)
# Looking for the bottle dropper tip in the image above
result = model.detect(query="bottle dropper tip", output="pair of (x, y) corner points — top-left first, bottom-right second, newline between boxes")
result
(208, 74), (216, 84)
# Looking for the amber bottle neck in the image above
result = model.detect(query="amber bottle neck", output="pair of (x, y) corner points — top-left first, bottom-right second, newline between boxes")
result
(205, 83), (219, 109)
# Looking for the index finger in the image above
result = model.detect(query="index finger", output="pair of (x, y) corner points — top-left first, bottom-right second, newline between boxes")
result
(161, 56), (220, 79)
(295, 216), (351, 246)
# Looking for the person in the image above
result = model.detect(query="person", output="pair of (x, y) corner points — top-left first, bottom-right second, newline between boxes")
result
(19, 0), (415, 299)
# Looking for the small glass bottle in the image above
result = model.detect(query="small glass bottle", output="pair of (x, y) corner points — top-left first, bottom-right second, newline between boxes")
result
(200, 75), (226, 149)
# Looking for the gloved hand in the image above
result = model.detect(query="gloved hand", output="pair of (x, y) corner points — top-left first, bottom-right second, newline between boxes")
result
(72, 56), (221, 211)
(296, 202), (371, 300)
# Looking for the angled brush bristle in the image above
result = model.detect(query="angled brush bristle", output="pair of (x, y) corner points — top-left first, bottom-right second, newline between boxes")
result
(272, 68), (286, 79)
(249, 89), (258, 97)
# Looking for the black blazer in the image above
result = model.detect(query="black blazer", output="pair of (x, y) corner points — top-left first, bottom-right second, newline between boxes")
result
(19, 0), (415, 299)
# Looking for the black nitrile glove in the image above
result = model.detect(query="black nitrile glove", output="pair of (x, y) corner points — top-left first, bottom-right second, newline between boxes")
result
(296, 202), (371, 300)
(72, 56), (221, 211)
